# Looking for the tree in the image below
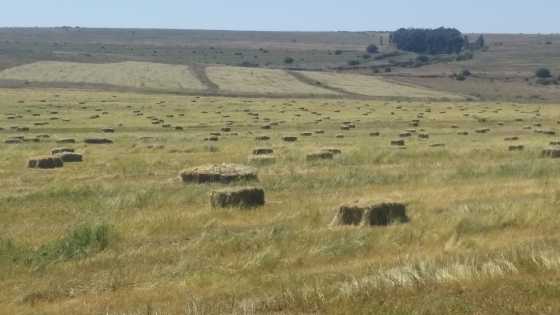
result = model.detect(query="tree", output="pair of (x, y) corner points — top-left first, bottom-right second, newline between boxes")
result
(536, 68), (552, 78)
(475, 35), (485, 49)
(391, 27), (465, 55)
(366, 44), (379, 54)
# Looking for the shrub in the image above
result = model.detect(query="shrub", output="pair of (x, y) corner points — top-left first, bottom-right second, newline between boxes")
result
(536, 68), (552, 78)
(456, 51), (474, 61)
(33, 224), (111, 264)
(455, 73), (466, 81)
(284, 57), (295, 64)
(366, 44), (379, 54)
(348, 60), (361, 66)
(462, 69), (472, 76)
(416, 55), (430, 63)
(334, 50), (343, 55)
(1, 224), (111, 267)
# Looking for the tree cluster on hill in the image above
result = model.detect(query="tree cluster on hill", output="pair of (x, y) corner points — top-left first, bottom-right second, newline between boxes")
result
(390, 27), (465, 54)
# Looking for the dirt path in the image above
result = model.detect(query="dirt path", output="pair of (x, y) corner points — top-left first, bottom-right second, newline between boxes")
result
(189, 64), (219, 92)
(286, 70), (364, 97)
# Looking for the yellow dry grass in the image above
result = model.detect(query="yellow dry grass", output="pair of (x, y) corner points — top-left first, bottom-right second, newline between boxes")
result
(0, 61), (206, 91)
(1, 87), (560, 314)
(206, 65), (339, 95)
(302, 70), (461, 98)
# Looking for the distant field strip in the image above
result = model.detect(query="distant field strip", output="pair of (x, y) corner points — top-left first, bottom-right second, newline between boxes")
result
(206, 65), (339, 95)
(301, 71), (460, 98)
(0, 61), (206, 91)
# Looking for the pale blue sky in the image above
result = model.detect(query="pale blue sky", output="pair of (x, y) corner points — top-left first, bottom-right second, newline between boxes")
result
(1, 1), (559, 33)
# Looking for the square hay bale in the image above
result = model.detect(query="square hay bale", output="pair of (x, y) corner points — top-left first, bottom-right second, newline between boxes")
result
(391, 139), (405, 146)
(282, 136), (298, 142)
(542, 148), (560, 158)
(330, 201), (408, 227)
(252, 147), (274, 155)
(306, 151), (334, 161)
(320, 148), (342, 155)
(4, 139), (22, 144)
(180, 163), (258, 184)
(51, 147), (75, 155)
(28, 156), (64, 169)
(84, 138), (113, 144)
(57, 152), (83, 162)
(210, 187), (265, 208)
(56, 138), (76, 144)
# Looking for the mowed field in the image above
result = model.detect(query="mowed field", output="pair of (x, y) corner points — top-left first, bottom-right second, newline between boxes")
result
(0, 61), (205, 91)
(300, 71), (460, 98)
(0, 61), (459, 99)
(3, 88), (560, 314)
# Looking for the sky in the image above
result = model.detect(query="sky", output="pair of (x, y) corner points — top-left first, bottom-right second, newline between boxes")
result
(1, 0), (559, 33)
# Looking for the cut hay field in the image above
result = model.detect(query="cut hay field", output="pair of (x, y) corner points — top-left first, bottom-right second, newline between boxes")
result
(0, 61), (206, 91)
(2, 88), (560, 314)
(0, 61), (463, 100)
(205, 65), (339, 95)
(301, 70), (459, 99)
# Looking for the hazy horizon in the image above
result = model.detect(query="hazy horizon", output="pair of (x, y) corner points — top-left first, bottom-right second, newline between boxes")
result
(1, 0), (559, 34)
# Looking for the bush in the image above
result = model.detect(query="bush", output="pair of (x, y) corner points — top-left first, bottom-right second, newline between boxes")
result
(462, 69), (472, 77)
(385, 67), (392, 73)
(416, 55), (430, 63)
(456, 51), (474, 61)
(1, 224), (111, 267)
(334, 50), (343, 55)
(362, 54), (371, 59)
(366, 44), (379, 54)
(284, 57), (295, 64)
(455, 73), (466, 81)
(348, 60), (361, 66)
(536, 68), (552, 78)
(34, 224), (110, 263)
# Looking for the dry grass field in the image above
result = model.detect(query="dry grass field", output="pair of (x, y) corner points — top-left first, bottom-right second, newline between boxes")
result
(301, 71), (460, 99)
(2, 87), (560, 314)
(205, 66), (339, 96)
(0, 61), (464, 99)
(0, 61), (206, 91)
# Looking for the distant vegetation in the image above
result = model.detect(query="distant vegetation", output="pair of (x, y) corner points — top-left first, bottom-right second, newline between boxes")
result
(536, 68), (552, 79)
(366, 44), (379, 54)
(391, 27), (465, 54)
(284, 57), (295, 64)
(534, 67), (558, 85)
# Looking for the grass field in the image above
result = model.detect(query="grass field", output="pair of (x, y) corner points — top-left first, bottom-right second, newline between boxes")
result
(2, 87), (560, 314)
(301, 71), (460, 99)
(0, 61), (464, 99)
(0, 61), (206, 91)
(206, 65), (339, 95)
